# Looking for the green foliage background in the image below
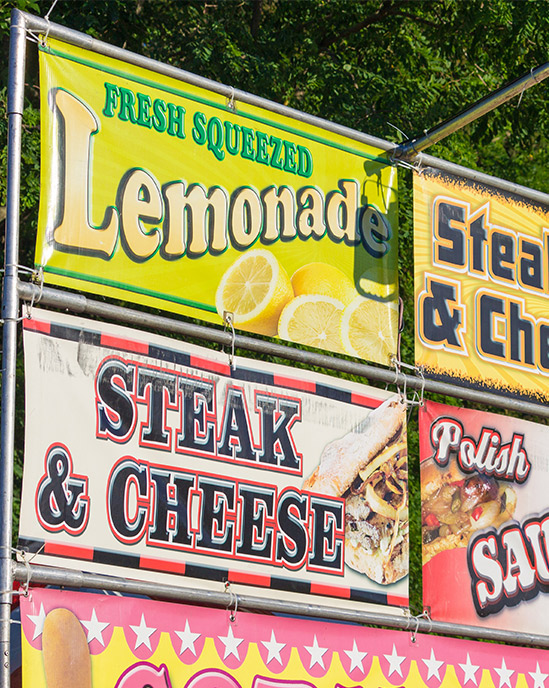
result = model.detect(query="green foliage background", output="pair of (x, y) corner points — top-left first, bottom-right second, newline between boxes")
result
(1, 0), (548, 614)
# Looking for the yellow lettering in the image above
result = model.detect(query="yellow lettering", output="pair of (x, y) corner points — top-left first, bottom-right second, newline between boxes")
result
(163, 183), (229, 258)
(119, 169), (162, 261)
(297, 187), (325, 238)
(230, 188), (262, 249)
(52, 89), (118, 258)
(325, 180), (359, 243)
(261, 186), (297, 242)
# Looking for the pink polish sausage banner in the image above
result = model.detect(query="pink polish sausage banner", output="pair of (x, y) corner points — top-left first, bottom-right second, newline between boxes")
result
(421, 399), (549, 634)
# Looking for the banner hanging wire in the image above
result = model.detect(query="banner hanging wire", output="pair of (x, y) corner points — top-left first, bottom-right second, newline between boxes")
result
(222, 311), (236, 369)
(224, 582), (238, 623)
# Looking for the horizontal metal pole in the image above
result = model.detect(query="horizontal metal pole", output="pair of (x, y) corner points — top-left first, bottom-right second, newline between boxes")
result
(18, 281), (549, 419)
(415, 153), (549, 207)
(395, 62), (549, 158)
(12, 562), (549, 648)
(17, 13), (549, 208)
(17, 10), (393, 156)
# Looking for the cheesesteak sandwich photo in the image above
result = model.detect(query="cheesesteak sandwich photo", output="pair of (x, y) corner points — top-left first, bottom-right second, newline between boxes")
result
(421, 456), (517, 564)
(303, 396), (408, 585)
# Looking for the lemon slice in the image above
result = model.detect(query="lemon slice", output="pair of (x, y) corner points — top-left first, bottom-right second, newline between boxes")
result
(215, 250), (293, 336)
(341, 296), (399, 364)
(278, 294), (344, 352)
(291, 262), (357, 305)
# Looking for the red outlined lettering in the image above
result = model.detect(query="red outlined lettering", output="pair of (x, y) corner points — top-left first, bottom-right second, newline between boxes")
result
(105, 458), (343, 574)
(35, 443), (90, 536)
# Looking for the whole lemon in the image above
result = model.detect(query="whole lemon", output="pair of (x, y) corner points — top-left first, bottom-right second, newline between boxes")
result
(291, 262), (356, 306)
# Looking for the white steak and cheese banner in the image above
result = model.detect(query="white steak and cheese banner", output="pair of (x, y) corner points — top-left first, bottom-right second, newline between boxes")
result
(20, 309), (408, 609)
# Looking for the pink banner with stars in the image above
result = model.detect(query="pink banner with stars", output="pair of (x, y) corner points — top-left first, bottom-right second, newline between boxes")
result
(21, 587), (548, 688)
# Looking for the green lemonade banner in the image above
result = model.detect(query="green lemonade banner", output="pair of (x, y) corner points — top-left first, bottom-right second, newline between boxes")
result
(36, 38), (399, 364)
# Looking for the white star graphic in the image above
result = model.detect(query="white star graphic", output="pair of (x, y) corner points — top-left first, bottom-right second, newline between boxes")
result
(529, 663), (549, 688)
(81, 608), (109, 646)
(459, 653), (480, 686)
(423, 648), (444, 681)
(27, 603), (47, 641)
(261, 630), (286, 665)
(384, 644), (406, 677)
(129, 614), (156, 650)
(344, 639), (368, 673)
(494, 658), (515, 688)
(218, 626), (244, 660)
(175, 620), (201, 656)
(304, 635), (328, 669)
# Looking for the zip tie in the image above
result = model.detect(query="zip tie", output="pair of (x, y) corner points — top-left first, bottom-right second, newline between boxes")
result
(227, 86), (236, 110)
(387, 298), (405, 396)
(389, 354), (401, 395)
(389, 357), (426, 410)
(11, 545), (35, 597)
(408, 611), (431, 643)
(24, 267), (44, 320)
(1, 265), (43, 323)
(2, 264), (35, 276)
(410, 614), (420, 643)
(394, 157), (415, 170)
(26, 29), (41, 45)
(222, 311), (236, 369)
(16, 543), (44, 565)
(530, 65), (542, 85)
(386, 121), (409, 141)
(412, 154), (425, 174)
(401, 366), (407, 404)
(44, 0), (59, 21)
(40, 0), (59, 47)
(516, 67), (539, 108)
(14, 544), (43, 599)
(390, 355), (407, 404)
(224, 581), (238, 623)
(516, 84), (526, 108)
(413, 364), (425, 408)
(386, 123), (412, 167)
(418, 610), (432, 635)
(0, 590), (27, 598)
(405, 362), (425, 409)
(515, 65), (542, 109)
(397, 296), (404, 362)
(422, 606), (432, 629)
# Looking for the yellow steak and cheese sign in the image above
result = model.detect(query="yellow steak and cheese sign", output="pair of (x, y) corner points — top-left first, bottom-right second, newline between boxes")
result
(414, 168), (549, 403)
(37, 38), (399, 363)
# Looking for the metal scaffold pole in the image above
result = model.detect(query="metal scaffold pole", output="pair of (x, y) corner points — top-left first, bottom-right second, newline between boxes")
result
(394, 62), (549, 159)
(0, 9), (27, 687)
(17, 281), (549, 421)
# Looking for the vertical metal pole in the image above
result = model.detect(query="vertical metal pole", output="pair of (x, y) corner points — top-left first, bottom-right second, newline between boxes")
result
(1, 9), (26, 687)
